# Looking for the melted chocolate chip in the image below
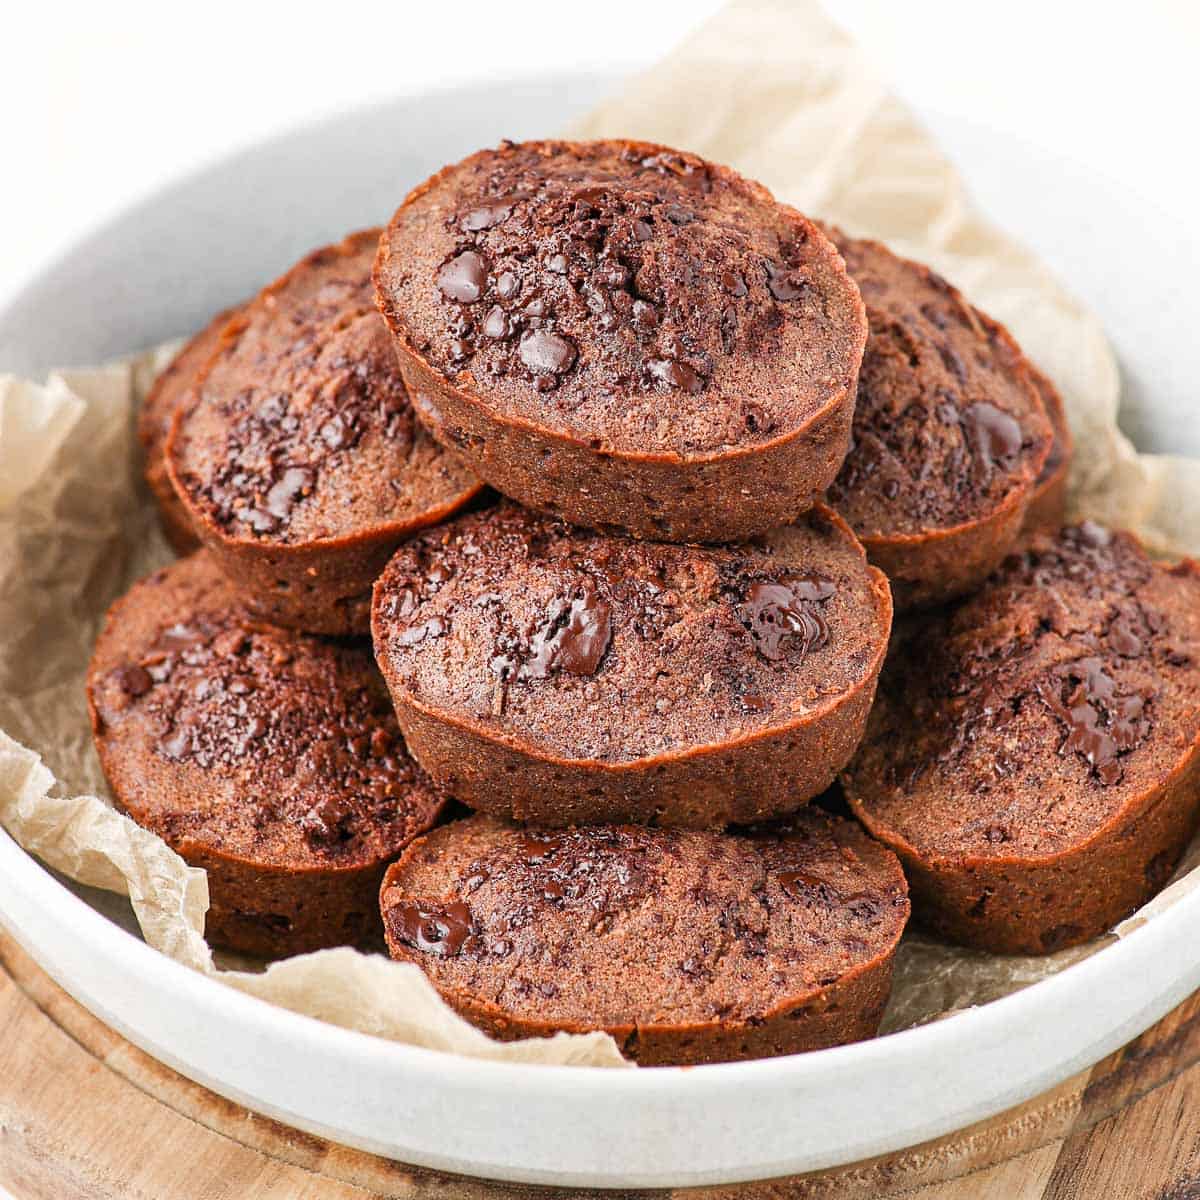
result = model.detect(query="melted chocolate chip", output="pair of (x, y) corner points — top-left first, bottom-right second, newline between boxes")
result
(396, 616), (449, 647)
(388, 899), (476, 957)
(631, 300), (659, 332)
(738, 576), (837, 662)
(320, 414), (352, 451)
(1109, 614), (1144, 658)
(937, 343), (967, 383)
(765, 260), (808, 301)
(461, 195), (526, 232)
(519, 329), (577, 376)
(240, 507), (278, 533)
(158, 623), (205, 652)
(385, 587), (419, 621)
(301, 795), (356, 847)
(437, 251), (488, 303)
(721, 270), (748, 297)
(777, 869), (833, 902)
(634, 150), (713, 190)
(524, 586), (613, 678)
(518, 831), (567, 862)
(482, 305), (511, 339)
(1036, 656), (1150, 786)
(962, 402), (1023, 481)
(647, 358), (705, 394)
(114, 664), (152, 697)
(160, 726), (192, 760)
(265, 466), (315, 522)
(662, 204), (695, 225)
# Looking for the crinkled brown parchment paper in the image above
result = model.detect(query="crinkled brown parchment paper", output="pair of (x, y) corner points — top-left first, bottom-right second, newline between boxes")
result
(2, 0), (1197, 1061)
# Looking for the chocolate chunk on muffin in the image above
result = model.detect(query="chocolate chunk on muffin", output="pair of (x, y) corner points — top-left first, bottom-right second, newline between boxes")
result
(372, 501), (891, 828)
(139, 305), (242, 554)
(824, 230), (1053, 609)
(842, 523), (1200, 954)
(167, 230), (482, 635)
(374, 139), (868, 542)
(1021, 365), (1074, 535)
(380, 811), (909, 1065)
(87, 552), (446, 957)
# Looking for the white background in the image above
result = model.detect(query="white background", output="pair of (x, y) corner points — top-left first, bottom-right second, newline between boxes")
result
(2, 0), (1196, 306)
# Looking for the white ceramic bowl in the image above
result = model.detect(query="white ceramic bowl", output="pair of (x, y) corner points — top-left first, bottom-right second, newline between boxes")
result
(2, 76), (1199, 1190)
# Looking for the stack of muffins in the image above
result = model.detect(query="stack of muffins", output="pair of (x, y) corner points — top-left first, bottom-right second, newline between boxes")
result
(88, 139), (1200, 1065)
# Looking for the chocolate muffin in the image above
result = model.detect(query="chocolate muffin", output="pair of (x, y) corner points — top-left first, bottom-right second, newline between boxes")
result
(374, 139), (868, 542)
(380, 811), (909, 1065)
(166, 230), (482, 635)
(139, 305), (242, 554)
(1021, 365), (1074, 535)
(372, 501), (892, 828)
(824, 229), (1053, 609)
(86, 552), (446, 957)
(842, 523), (1200, 955)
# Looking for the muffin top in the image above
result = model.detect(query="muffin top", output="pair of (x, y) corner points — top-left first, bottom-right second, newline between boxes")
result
(372, 501), (891, 764)
(88, 553), (444, 872)
(845, 524), (1200, 861)
(825, 230), (1052, 536)
(168, 229), (479, 549)
(375, 139), (867, 456)
(381, 811), (908, 1031)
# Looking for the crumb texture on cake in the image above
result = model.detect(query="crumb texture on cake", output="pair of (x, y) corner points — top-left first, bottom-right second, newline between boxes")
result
(376, 140), (866, 456)
(381, 811), (908, 1063)
(826, 230), (1051, 537)
(846, 523), (1200, 862)
(373, 501), (888, 763)
(170, 230), (478, 548)
(88, 553), (444, 875)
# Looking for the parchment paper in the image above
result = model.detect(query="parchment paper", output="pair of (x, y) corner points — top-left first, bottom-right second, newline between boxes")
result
(1, 0), (1198, 1061)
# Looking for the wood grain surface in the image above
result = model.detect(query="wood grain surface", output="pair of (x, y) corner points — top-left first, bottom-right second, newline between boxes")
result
(0, 928), (1195, 1199)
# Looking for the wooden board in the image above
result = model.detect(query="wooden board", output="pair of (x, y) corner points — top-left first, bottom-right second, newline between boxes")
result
(1, 926), (1196, 1199)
